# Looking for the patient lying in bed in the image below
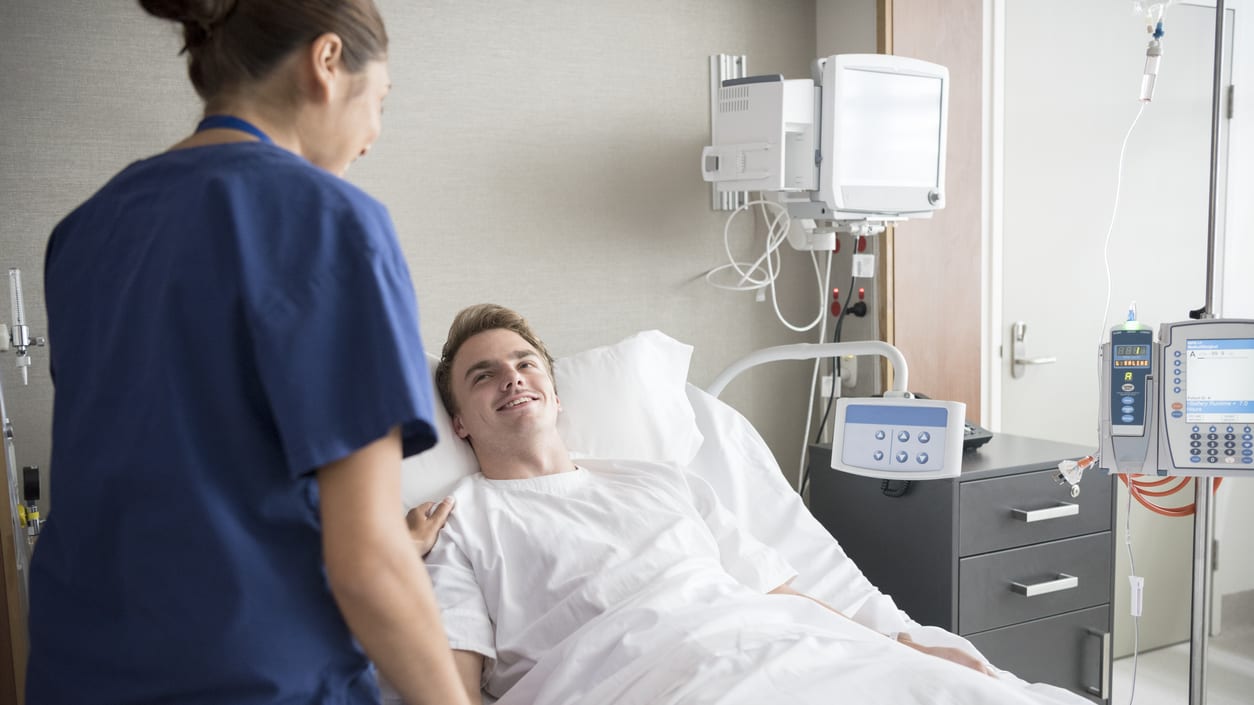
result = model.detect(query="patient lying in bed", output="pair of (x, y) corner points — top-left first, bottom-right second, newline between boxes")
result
(410, 304), (1088, 705)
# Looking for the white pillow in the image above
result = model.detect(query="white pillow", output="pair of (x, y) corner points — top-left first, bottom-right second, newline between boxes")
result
(400, 355), (481, 510)
(556, 330), (704, 465)
(400, 331), (704, 509)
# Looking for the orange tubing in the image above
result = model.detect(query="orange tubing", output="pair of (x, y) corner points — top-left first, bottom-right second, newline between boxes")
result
(1117, 474), (1223, 517)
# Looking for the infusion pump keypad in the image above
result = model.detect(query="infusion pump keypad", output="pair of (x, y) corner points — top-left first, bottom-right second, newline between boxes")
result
(1184, 425), (1254, 466)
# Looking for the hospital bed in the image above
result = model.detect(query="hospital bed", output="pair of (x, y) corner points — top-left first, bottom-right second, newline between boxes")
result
(397, 330), (1078, 704)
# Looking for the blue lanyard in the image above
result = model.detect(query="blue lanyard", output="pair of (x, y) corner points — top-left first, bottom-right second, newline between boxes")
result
(195, 115), (273, 145)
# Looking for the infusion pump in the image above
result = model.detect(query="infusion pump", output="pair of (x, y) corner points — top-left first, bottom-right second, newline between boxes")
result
(1099, 318), (1254, 478)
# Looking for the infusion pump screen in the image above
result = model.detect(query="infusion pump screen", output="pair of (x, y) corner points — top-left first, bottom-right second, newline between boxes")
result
(1113, 345), (1150, 367)
(1185, 338), (1254, 423)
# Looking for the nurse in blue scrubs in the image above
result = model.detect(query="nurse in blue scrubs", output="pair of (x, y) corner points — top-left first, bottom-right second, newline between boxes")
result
(26, 2), (470, 704)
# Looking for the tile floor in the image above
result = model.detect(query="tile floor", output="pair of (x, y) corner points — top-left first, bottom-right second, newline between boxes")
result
(1111, 624), (1254, 705)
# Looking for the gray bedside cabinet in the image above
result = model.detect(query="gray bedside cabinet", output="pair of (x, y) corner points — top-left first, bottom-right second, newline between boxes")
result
(808, 434), (1115, 703)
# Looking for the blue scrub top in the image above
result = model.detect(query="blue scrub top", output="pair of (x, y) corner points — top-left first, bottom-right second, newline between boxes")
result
(27, 141), (437, 704)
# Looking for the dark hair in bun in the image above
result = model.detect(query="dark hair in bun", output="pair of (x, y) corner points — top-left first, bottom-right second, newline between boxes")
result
(138, 0), (387, 103)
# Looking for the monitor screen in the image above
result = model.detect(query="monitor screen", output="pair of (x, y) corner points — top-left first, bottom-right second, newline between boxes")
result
(817, 54), (948, 216)
(834, 67), (944, 189)
(1184, 338), (1254, 423)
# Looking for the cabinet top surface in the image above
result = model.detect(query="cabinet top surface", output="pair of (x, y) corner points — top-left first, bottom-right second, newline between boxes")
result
(956, 434), (1095, 481)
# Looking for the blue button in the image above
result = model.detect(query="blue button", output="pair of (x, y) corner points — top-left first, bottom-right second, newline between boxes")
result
(1174, 360), (1182, 367)
(1171, 411), (1184, 418)
(1174, 387), (1182, 393)
(1210, 426), (1218, 433)
(1122, 415), (1136, 423)
(1122, 406), (1135, 414)
(1194, 426), (1201, 432)
(1244, 442), (1253, 449)
(875, 430), (886, 441)
(1243, 449), (1253, 457)
(873, 450), (884, 461)
(1245, 434), (1253, 441)
(1175, 351), (1182, 357)
(897, 431), (910, 442)
(1227, 426), (1235, 434)
(1122, 396), (1135, 405)
(919, 432), (931, 443)
(1174, 378), (1182, 385)
(917, 453), (929, 464)
(1245, 426), (1252, 434)
(1190, 456), (1202, 463)
(1244, 458), (1253, 464)
(895, 451), (909, 463)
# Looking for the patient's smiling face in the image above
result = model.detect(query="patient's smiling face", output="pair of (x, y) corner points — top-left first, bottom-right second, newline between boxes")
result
(449, 328), (562, 444)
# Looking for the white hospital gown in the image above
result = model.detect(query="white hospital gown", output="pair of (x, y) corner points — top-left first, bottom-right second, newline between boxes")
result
(425, 459), (1088, 705)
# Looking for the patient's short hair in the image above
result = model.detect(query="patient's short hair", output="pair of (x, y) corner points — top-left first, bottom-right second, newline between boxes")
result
(435, 304), (556, 415)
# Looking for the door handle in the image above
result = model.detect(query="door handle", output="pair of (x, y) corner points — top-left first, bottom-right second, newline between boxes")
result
(1011, 573), (1078, 597)
(1010, 321), (1057, 379)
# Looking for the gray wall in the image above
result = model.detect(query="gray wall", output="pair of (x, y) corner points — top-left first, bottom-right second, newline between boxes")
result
(0, 0), (825, 510)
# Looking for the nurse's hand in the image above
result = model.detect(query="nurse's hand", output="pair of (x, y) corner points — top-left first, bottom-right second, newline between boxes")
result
(896, 633), (997, 677)
(406, 496), (456, 557)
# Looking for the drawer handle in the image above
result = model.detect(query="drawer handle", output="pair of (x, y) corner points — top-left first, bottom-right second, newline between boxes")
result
(1011, 502), (1079, 523)
(1084, 628), (1111, 699)
(1011, 573), (1078, 597)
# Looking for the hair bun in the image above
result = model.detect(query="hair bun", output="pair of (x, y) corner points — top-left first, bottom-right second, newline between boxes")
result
(139, 0), (238, 49)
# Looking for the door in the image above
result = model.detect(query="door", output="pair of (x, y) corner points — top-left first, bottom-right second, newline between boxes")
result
(995, 0), (1235, 657)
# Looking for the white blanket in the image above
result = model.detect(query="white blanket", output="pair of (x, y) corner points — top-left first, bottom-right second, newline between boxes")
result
(500, 583), (1087, 705)
(422, 459), (1088, 705)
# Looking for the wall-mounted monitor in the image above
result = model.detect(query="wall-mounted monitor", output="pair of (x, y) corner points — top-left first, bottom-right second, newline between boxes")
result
(815, 54), (949, 218)
(701, 53), (949, 223)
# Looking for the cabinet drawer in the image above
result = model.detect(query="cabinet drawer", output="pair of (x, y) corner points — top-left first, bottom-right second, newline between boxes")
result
(968, 605), (1111, 704)
(959, 533), (1111, 634)
(960, 468), (1112, 556)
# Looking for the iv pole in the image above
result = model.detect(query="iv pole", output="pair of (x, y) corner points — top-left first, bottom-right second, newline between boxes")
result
(1190, 1), (1227, 703)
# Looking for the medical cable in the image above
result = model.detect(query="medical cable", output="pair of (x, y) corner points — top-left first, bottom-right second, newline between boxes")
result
(1095, 44), (1150, 705)
(1100, 104), (1145, 705)
(800, 264), (855, 497)
(705, 196), (828, 332)
(1124, 482), (1140, 705)
(1096, 101), (1148, 353)
(795, 249), (836, 493)
(706, 198), (791, 291)
(812, 273), (854, 444)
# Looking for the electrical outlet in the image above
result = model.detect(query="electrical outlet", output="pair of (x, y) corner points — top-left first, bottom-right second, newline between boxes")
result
(852, 253), (876, 278)
(839, 355), (858, 388)
(821, 374), (841, 398)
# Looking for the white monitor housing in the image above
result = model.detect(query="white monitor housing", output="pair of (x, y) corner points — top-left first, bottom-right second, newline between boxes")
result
(701, 54), (949, 223)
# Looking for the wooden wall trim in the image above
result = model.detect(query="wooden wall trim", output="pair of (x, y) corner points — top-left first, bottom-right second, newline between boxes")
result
(877, 0), (896, 390)
(886, 0), (984, 417)
(0, 494), (25, 703)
